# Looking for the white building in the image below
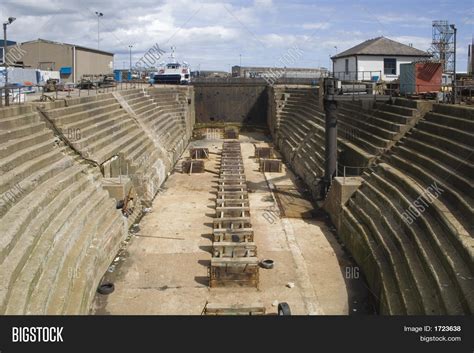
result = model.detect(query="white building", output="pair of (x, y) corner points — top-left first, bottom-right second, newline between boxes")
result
(331, 37), (431, 82)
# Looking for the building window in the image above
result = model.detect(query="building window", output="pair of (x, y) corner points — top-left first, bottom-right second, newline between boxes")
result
(384, 58), (397, 75)
(345, 59), (349, 74)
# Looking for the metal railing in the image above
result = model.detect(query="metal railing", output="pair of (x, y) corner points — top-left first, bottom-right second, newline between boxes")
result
(0, 81), (152, 106)
(333, 71), (382, 82)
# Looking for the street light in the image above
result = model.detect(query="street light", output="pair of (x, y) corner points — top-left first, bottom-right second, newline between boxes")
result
(95, 12), (103, 49)
(3, 16), (16, 106)
(128, 44), (133, 79)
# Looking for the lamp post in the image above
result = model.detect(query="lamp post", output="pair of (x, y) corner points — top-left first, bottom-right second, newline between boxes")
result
(128, 44), (133, 81)
(3, 16), (16, 106)
(95, 12), (103, 49)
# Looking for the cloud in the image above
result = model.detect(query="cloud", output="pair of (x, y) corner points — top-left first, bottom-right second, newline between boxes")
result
(0, 0), (470, 71)
(300, 22), (330, 30)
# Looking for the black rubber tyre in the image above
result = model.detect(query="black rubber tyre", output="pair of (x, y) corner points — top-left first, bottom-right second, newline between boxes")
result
(97, 282), (115, 295)
(278, 302), (291, 316)
(260, 259), (274, 269)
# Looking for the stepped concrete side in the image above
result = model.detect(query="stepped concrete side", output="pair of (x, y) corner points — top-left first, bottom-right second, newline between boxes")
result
(268, 85), (473, 314)
(0, 107), (127, 315)
(0, 86), (194, 314)
(339, 103), (474, 315)
(269, 85), (326, 199)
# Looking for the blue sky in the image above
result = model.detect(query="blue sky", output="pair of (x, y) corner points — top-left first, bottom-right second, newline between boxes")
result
(1, 0), (473, 71)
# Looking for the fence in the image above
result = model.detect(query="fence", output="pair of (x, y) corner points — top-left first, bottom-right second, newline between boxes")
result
(0, 81), (151, 107)
(333, 71), (382, 82)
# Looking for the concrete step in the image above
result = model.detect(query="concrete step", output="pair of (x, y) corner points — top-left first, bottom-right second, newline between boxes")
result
(378, 102), (417, 117)
(63, 220), (124, 315)
(46, 97), (117, 118)
(394, 144), (473, 199)
(0, 137), (56, 176)
(341, 203), (406, 314)
(338, 120), (388, 153)
(354, 185), (438, 314)
(433, 104), (474, 121)
(339, 105), (405, 132)
(73, 118), (136, 152)
(87, 124), (142, 163)
(393, 98), (422, 109)
(0, 112), (41, 129)
(338, 110), (398, 140)
(396, 146), (474, 200)
(379, 163), (473, 267)
(368, 172), (465, 314)
(24, 187), (111, 314)
(44, 194), (119, 314)
(416, 120), (472, 146)
(376, 164), (474, 313)
(0, 163), (88, 312)
(3, 176), (99, 313)
(0, 121), (47, 144)
(425, 111), (474, 131)
(410, 129), (472, 158)
(49, 103), (121, 126)
(350, 191), (422, 314)
(53, 107), (126, 132)
(402, 137), (473, 177)
(0, 129), (53, 161)
(66, 112), (131, 142)
(0, 147), (67, 196)
(387, 153), (473, 234)
(0, 105), (34, 119)
(373, 109), (412, 124)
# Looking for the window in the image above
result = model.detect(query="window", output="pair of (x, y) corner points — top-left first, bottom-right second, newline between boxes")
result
(384, 58), (397, 75)
(345, 59), (349, 74)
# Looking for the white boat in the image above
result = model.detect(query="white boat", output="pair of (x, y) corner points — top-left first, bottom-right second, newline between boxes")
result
(152, 47), (190, 85)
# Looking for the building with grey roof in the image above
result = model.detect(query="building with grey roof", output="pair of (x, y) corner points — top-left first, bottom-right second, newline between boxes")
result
(331, 36), (431, 82)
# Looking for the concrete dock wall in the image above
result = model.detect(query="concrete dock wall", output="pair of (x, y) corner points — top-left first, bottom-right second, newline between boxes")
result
(193, 82), (267, 125)
(0, 86), (194, 314)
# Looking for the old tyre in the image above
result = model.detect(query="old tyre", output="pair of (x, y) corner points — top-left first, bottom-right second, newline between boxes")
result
(97, 282), (115, 295)
(278, 302), (291, 316)
(260, 259), (274, 269)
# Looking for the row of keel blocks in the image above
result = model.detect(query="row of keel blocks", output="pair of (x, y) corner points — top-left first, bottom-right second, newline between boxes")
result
(210, 141), (259, 288)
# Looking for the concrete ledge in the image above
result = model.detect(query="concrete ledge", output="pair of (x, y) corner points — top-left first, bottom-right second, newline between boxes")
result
(323, 176), (363, 232)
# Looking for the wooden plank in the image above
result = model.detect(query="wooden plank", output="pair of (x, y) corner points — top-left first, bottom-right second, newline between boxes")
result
(204, 303), (265, 315)
(216, 206), (250, 211)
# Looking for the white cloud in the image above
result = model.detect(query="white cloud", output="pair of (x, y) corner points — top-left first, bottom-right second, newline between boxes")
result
(300, 22), (330, 30)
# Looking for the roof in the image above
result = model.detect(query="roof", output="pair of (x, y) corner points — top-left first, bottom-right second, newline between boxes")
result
(19, 38), (114, 56)
(331, 37), (431, 59)
(0, 40), (17, 46)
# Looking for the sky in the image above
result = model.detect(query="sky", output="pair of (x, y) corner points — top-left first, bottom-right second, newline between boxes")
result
(1, 0), (473, 72)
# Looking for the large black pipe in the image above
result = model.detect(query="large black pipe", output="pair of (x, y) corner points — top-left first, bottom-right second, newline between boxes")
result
(322, 78), (338, 197)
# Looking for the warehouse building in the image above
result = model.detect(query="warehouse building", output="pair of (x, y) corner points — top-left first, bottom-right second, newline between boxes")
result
(11, 38), (114, 82)
(0, 39), (17, 64)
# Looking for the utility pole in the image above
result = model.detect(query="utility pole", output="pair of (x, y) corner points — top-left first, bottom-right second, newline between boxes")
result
(129, 44), (133, 72)
(3, 17), (16, 106)
(95, 12), (103, 49)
